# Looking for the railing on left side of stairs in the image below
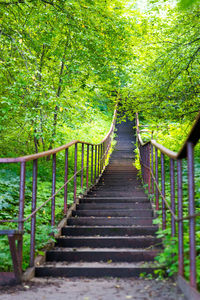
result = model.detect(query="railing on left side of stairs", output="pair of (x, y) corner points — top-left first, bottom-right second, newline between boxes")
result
(0, 109), (117, 283)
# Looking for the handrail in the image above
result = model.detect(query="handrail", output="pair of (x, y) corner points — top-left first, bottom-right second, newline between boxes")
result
(136, 110), (200, 294)
(0, 107), (117, 282)
(136, 111), (200, 159)
(0, 110), (117, 163)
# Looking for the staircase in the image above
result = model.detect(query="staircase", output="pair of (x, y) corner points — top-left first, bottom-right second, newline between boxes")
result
(35, 120), (160, 278)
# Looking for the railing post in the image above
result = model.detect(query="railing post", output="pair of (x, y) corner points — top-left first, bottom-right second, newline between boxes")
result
(177, 159), (184, 277)
(98, 145), (100, 178)
(18, 161), (26, 270)
(64, 148), (68, 214)
(144, 146), (147, 184)
(187, 142), (196, 288)
(95, 145), (97, 183)
(170, 158), (176, 237)
(100, 144), (102, 174)
(151, 144), (154, 195)
(74, 143), (77, 203)
(30, 159), (37, 267)
(155, 147), (159, 210)
(91, 145), (93, 184)
(81, 144), (84, 189)
(86, 144), (89, 188)
(161, 153), (166, 230)
(147, 144), (151, 193)
(51, 153), (56, 227)
(140, 146), (144, 183)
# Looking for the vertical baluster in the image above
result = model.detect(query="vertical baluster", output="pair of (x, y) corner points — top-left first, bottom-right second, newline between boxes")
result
(86, 144), (89, 188)
(139, 145), (142, 180)
(81, 144), (84, 189)
(91, 145), (93, 184)
(100, 144), (102, 173)
(143, 146), (146, 185)
(102, 142), (105, 169)
(161, 153), (166, 230)
(98, 145), (100, 177)
(95, 145), (97, 183)
(74, 143), (77, 203)
(151, 144), (154, 195)
(147, 144), (151, 193)
(155, 148), (159, 210)
(51, 153), (56, 227)
(64, 148), (68, 214)
(187, 142), (196, 288)
(18, 161), (26, 270)
(30, 159), (37, 267)
(177, 159), (184, 276)
(170, 158), (176, 237)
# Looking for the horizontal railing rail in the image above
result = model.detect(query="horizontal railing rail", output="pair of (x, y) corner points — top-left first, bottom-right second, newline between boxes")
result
(136, 111), (200, 294)
(0, 108), (117, 282)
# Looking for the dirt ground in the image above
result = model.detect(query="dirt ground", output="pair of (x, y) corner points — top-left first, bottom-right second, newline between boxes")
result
(0, 277), (186, 300)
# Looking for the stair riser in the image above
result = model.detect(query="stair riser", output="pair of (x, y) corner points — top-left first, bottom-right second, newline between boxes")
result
(67, 218), (153, 226)
(77, 203), (152, 210)
(62, 227), (158, 236)
(87, 192), (147, 197)
(80, 198), (149, 203)
(46, 251), (158, 262)
(35, 267), (156, 278)
(55, 238), (160, 248)
(73, 210), (153, 217)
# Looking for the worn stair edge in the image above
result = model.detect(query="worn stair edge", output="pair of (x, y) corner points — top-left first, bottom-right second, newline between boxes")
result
(35, 265), (157, 278)
(67, 217), (154, 226)
(72, 209), (153, 217)
(55, 237), (161, 248)
(46, 249), (159, 262)
(77, 203), (152, 210)
(62, 226), (159, 236)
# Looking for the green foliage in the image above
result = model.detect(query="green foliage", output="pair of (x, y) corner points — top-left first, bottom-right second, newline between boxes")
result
(0, 0), (134, 156)
(120, 0), (200, 122)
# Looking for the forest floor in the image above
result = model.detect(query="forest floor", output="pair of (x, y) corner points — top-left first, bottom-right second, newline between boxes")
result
(0, 277), (185, 300)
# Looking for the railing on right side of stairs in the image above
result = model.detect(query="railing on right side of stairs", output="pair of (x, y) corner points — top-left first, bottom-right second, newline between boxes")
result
(136, 111), (200, 297)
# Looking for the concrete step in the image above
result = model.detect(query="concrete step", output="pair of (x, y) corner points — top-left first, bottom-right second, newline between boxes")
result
(73, 209), (153, 217)
(76, 203), (152, 210)
(62, 226), (158, 236)
(80, 197), (149, 203)
(45, 249), (159, 262)
(67, 217), (153, 226)
(35, 262), (158, 278)
(55, 236), (161, 248)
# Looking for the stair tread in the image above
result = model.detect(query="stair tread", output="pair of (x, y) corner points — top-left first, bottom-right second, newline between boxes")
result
(64, 226), (158, 229)
(48, 248), (159, 252)
(58, 236), (156, 239)
(37, 262), (159, 268)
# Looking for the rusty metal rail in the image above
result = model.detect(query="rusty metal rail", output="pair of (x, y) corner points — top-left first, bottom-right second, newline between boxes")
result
(0, 109), (117, 283)
(136, 111), (200, 294)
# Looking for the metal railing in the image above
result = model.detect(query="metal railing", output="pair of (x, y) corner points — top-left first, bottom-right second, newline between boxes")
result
(0, 109), (117, 282)
(136, 111), (200, 294)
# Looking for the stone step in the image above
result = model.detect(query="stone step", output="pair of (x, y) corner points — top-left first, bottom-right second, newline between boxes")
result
(45, 249), (159, 262)
(80, 197), (149, 203)
(76, 203), (152, 210)
(67, 217), (153, 226)
(62, 226), (158, 236)
(87, 192), (147, 197)
(35, 262), (158, 278)
(55, 236), (161, 248)
(73, 209), (153, 217)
